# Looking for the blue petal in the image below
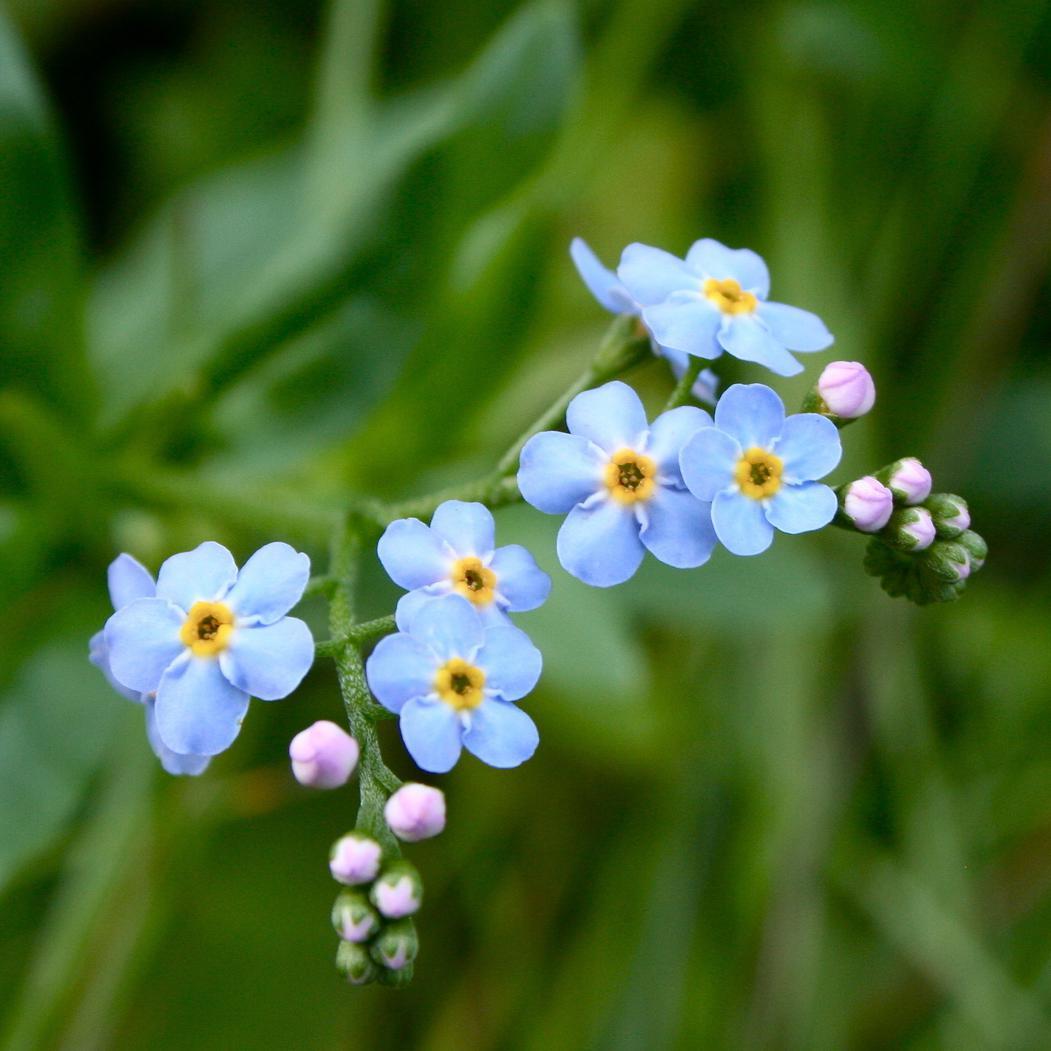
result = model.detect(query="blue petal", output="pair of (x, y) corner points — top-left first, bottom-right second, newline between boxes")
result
(713, 384), (785, 449)
(758, 301), (833, 351)
(219, 617), (314, 701)
(641, 292), (723, 360)
(406, 593), (484, 660)
(223, 542), (309, 625)
(518, 431), (603, 514)
(765, 482), (838, 534)
(107, 554), (155, 610)
(617, 243), (696, 305)
(645, 405), (712, 477)
(155, 541), (238, 610)
(366, 633), (437, 713)
(104, 598), (185, 694)
(488, 544), (551, 612)
(717, 317), (803, 377)
(638, 486), (717, 568)
(89, 630), (142, 702)
(154, 654), (250, 756)
(394, 586), (448, 632)
(400, 696), (463, 773)
(475, 625), (542, 700)
(679, 427), (742, 501)
(463, 699), (538, 768)
(773, 414), (842, 482)
(429, 501), (495, 558)
(565, 381), (649, 453)
(556, 497), (645, 587)
(570, 238), (637, 314)
(377, 518), (453, 590)
(711, 490), (774, 556)
(685, 239), (770, 297)
(145, 699), (210, 776)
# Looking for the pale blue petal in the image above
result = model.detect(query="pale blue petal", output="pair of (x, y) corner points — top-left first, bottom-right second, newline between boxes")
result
(685, 239), (770, 297)
(365, 633), (437, 713)
(224, 542), (310, 625)
(463, 699), (538, 768)
(488, 544), (551, 612)
(377, 518), (453, 590)
(104, 598), (185, 694)
(145, 699), (210, 776)
(394, 586), (448, 632)
(107, 554), (155, 610)
(518, 431), (603, 514)
(679, 427), (741, 501)
(774, 414), (842, 482)
(765, 482), (838, 534)
(645, 405), (712, 477)
(155, 541), (238, 609)
(475, 625), (542, 701)
(407, 593), (484, 660)
(570, 238), (637, 314)
(641, 292), (723, 360)
(712, 490), (774, 556)
(565, 381), (649, 453)
(758, 301), (833, 351)
(713, 384), (785, 449)
(429, 501), (495, 558)
(617, 243), (696, 305)
(718, 317), (804, 376)
(556, 497), (645, 587)
(219, 617), (314, 701)
(154, 654), (250, 756)
(638, 486), (717, 568)
(400, 697), (463, 773)
(89, 630), (141, 702)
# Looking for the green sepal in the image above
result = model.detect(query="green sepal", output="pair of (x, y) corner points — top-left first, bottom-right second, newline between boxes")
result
(335, 939), (379, 986)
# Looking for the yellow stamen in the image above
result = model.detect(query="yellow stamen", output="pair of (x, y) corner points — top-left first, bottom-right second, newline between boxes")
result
(449, 556), (497, 606)
(179, 600), (235, 657)
(704, 277), (758, 315)
(434, 658), (486, 711)
(604, 448), (657, 505)
(734, 447), (783, 500)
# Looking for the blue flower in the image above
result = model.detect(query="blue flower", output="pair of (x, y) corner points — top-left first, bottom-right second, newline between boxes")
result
(517, 380), (717, 587)
(90, 554), (210, 776)
(365, 593), (541, 773)
(570, 237), (718, 404)
(378, 500), (550, 628)
(616, 238), (833, 377)
(679, 384), (842, 556)
(104, 541), (315, 757)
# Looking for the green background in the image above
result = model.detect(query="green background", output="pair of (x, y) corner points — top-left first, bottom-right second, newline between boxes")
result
(1, 0), (1049, 1047)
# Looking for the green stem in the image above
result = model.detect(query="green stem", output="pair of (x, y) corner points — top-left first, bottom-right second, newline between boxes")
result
(663, 355), (705, 411)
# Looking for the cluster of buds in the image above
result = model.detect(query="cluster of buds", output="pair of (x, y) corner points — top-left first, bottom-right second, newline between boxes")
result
(837, 458), (986, 604)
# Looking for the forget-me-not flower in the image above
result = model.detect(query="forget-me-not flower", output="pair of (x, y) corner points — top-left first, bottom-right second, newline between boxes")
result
(104, 541), (314, 756)
(365, 593), (541, 773)
(517, 380), (717, 587)
(378, 500), (550, 628)
(679, 384), (842, 556)
(90, 554), (210, 776)
(616, 238), (833, 377)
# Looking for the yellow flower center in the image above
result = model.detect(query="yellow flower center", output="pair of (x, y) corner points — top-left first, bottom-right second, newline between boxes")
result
(450, 556), (497, 606)
(703, 277), (758, 315)
(434, 658), (486, 711)
(179, 600), (235, 657)
(604, 448), (657, 505)
(734, 447), (783, 500)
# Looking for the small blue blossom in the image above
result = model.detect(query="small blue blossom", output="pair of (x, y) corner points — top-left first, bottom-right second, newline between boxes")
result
(679, 384), (842, 556)
(378, 500), (550, 628)
(90, 554), (210, 776)
(365, 593), (542, 773)
(616, 238), (833, 377)
(104, 541), (315, 757)
(517, 380), (717, 587)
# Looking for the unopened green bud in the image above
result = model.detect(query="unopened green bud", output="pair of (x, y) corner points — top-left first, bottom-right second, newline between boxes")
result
(376, 964), (415, 988)
(957, 529), (987, 571)
(926, 493), (970, 538)
(371, 918), (419, 971)
(336, 939), (379, 986)
(883, 507), (936, 551)
(923, 540), (970, 583)
(331, 890), (380, 943)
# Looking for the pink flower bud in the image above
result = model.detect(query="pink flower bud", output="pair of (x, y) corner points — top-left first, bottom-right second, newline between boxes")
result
(329, 832), (382, 885)
(817, 361), (876, 419)
(842, 476), (894, 533)
(887, 458), (932, 505)
(290, 720), (359, 789)
(370, 863), (423, 918)
(384, 783), (446, 842)
(900, 508), (936, 551)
